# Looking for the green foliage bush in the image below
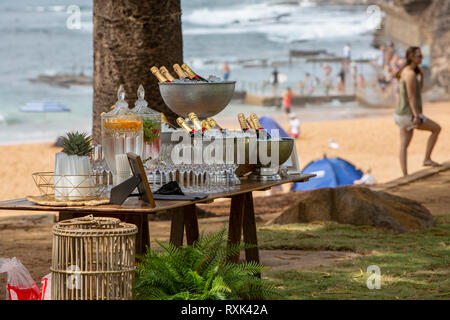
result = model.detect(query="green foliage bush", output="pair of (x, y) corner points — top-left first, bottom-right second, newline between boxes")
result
(134, 228), (282, 300)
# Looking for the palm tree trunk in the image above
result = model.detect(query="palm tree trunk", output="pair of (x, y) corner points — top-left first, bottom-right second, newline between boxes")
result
(92, 0), (183, 144)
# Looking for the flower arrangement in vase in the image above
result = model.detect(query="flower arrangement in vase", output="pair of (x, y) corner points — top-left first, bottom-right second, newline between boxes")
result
(54, 131), (94, 200)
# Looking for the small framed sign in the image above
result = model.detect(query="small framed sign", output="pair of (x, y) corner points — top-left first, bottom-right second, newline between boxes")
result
(110, 153), (156, 207)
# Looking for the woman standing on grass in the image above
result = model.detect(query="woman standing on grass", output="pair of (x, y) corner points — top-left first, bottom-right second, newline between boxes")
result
(394, 47), (442, 176)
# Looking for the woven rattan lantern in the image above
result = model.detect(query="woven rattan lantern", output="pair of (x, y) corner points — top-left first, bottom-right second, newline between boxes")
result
(51, 215), (137, 300)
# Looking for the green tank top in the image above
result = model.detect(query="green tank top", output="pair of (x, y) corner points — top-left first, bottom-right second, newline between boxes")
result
(396, 77), (422, 116)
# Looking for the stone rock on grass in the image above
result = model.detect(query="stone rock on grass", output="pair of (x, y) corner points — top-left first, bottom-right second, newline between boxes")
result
(269, 186), (434, 233)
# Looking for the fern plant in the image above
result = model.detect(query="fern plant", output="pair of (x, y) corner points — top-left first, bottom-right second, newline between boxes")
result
(134, 227), (283, 300)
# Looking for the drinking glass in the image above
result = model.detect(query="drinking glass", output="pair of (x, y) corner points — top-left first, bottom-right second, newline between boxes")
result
(178, 164), (186, 189)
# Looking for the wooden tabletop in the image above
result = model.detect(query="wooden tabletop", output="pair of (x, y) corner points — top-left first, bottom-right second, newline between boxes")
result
(0, 174), (315, 215)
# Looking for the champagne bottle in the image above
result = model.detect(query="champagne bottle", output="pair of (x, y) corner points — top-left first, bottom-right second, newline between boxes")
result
(159, 66), (175, 82)
(176, 117), (195, 133)
(201, 120), (212, 131)
(173, 64), (188, 79)
(250, 113), (271, 139)
(181, 64), (208, 82)
(150, 66), (170, 83)
(246, 117), (256, 130)
(206, 117), (223, 131)
(188, 112), (203, 131)
(161, 112), (177, 130)
(237, 113), (250, 131)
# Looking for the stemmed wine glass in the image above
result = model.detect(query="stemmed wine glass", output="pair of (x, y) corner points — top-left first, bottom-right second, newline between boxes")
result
(178, 163), (186, 189)
(91, 145), (111, 192)
(231, 163), (240, 186)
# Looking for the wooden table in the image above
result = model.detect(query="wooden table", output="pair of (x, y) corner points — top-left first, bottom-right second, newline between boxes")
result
(0, 174), (314, 265)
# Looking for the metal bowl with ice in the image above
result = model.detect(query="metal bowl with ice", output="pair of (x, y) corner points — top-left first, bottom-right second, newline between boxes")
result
(159, 80), (236, 118)
(161, 132), (294, 166)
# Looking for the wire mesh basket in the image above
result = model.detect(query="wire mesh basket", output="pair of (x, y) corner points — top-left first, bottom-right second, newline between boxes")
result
(32, 172), (108, 201)
(51, 215), (138, 300)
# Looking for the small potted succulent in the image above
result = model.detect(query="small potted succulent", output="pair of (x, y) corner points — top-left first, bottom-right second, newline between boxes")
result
(54, 131), (94, 200)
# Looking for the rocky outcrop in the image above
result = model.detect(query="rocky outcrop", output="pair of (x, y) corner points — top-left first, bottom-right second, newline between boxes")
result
(29, 74), (92, 88)
(378, 0), (450, 93)
(423, 1), (450, 93)
(317, 0), (449, 93)
(392, 0), (433, 14)
(269, 186), (435, 233)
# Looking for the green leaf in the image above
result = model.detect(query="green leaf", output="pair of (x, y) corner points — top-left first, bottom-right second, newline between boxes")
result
(134, 227), (281, 300)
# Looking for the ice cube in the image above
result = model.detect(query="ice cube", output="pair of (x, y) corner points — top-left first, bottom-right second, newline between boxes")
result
(207, 75), (222, 82)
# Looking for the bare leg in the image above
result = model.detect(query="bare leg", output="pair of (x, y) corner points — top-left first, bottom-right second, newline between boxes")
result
(416, 118), (442, 166)
(399, 127), (414, 176)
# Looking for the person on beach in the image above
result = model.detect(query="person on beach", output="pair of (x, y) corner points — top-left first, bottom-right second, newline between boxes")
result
(282, 87), (294, 115)
(343, 43), (351, 61)
(394, 47), (442, 176)
(354, 167), (376, 185)
(288, 112), (301, 139)
(378, 64), (392, 95)
(343, 43), (351, 71)
(322, 64), (333, 95)
(271, 67), (279, 96)
(358, 74), (366, 88)
(351, 62), (358, 92)
(337, 64), (346, 93)
(377, 44), (386, 68)
(298, 73), (311, 95)
(385, 41), (397, 68)
(221, 62), (230, 80)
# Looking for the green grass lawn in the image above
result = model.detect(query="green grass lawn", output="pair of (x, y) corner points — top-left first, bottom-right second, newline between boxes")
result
(257, 215), (450, 300)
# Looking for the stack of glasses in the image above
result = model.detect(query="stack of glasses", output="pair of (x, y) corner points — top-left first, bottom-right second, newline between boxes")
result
(145, 162), (240, 194)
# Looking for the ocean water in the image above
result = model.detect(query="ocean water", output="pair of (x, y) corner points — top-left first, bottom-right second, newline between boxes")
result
(0, 0), (379, 144)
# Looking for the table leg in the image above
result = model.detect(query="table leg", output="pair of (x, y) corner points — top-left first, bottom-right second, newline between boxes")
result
(169, 204), (199, 247)
(124, 214), (149, 255)
(184, 204), (199, 246)
(228, 193), (246, 263)
(228, 192), (261, 277)
(170, 207), (185, 247)
(242, 192), (260, 265)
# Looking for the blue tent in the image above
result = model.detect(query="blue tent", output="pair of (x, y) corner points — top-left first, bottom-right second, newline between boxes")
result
(258, 116), (289, 138)
(292, 156), (363, 191)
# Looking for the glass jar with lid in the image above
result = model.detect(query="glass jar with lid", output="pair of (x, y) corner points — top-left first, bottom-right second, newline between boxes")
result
(131, 84), (161, 167)
(101, 85), (143, 185)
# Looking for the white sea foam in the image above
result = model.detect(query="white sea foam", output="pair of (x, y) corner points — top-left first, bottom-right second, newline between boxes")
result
(183, 3), (376, 42)
(183, 3), (293, 27)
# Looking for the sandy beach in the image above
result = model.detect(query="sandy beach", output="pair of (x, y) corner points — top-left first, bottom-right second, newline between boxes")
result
(0, 101), (449, 202)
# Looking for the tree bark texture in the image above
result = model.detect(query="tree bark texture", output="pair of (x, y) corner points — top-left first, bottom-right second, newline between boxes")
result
(92, 0), (183, 144)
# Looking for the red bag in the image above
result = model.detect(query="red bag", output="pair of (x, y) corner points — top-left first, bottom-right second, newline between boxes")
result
(39, 273), (52, 300)
(0, 258), (40, 300)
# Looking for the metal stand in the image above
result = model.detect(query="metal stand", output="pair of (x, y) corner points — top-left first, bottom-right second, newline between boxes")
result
(110, 176), (141, 205)
(248, 167), (281, 181)
(109, 153), (156, 207)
